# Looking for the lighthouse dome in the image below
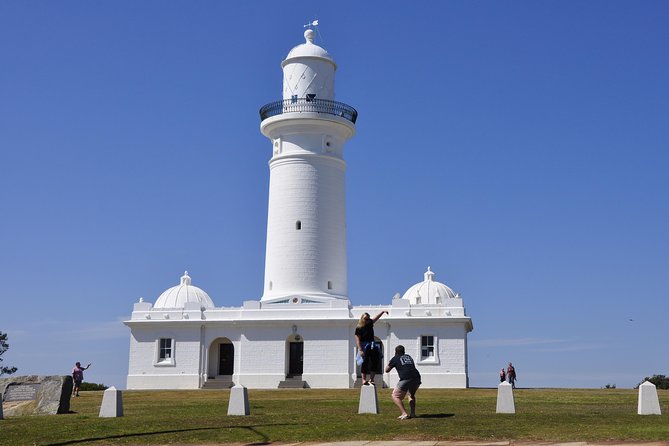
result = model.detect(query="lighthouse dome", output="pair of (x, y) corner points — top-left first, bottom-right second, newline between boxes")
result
(153, 271), (215, 309)
(401, 267), (458, 305)
(283, 29), (336, 67)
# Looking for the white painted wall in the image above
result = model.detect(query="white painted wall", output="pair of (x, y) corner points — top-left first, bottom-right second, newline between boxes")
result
(262, 155), (347, 300)
(125, 304), (471, 390)
(282, 59), (335, 101)
(127, 325), (204, 389)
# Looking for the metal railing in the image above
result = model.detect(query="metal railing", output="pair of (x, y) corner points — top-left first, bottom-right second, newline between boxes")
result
(259, 98), (358, 124)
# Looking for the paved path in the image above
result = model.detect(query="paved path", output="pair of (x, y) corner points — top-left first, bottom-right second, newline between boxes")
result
(180, 442), (669, 446)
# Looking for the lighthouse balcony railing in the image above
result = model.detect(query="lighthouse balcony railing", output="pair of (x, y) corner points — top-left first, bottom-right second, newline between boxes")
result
(259, 98), (358, 124)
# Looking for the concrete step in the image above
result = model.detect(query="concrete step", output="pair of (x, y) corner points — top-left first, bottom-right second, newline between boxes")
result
(278, 376), (308, 388)
(202, 376), (234, 389)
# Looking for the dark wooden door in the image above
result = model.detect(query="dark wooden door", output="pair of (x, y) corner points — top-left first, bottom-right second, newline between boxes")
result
(288, 342), (303, 376)
(219, 343), (234, 375)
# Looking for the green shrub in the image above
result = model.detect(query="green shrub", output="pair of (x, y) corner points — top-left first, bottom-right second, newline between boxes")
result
(78, 382), (108, 391)
(637, 374), (669, 389)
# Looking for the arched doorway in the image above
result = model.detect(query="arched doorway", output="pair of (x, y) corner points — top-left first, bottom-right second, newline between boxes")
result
(208, 337), (234, 377)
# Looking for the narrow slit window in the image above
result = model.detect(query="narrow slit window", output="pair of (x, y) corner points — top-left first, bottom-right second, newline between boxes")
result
(296, 221), (302, 230)
(269, 281), (273, 290)
(327, 281), (333, 290)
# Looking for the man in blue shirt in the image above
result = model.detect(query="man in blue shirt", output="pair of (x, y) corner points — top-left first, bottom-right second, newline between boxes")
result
(385, 345), (421, 419)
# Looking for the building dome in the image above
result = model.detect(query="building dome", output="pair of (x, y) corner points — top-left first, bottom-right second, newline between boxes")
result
(282, 29), (336, 68)
(153, 271), (215, 310)
(401, 267), (458, 305)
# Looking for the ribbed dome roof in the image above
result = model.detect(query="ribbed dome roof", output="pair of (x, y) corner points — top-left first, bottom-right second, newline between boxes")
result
(282, 29), (336, 68)
(401, 267), (458, 305)
(153, 271), (215, 310)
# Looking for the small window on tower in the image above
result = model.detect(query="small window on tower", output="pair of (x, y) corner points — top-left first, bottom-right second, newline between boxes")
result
(269, 281), (273, 290)
(296, 221), (302, 230)
(327, 281), (333, 290)
(305, 94), (316, 102)
(291, 95), (298, 103)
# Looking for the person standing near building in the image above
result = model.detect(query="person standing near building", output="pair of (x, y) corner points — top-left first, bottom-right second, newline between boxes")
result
(385, 345), (421, 420)
(499, 368), (506, 383)
(507, 362), (517, 389)
(354, 310), (388, 386)
(72, 362), (91, 396)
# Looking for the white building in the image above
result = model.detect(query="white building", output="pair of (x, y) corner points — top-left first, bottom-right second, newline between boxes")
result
(125, 29), (473, 390)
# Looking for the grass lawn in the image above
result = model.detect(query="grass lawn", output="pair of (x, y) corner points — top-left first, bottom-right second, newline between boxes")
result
(1, 388), (667, 445)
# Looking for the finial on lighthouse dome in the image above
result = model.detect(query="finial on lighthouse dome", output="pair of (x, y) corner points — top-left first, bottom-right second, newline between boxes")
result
(424, 266), (435, 281)
(304, 28), (315, 43)
(180, 271), (191, 286)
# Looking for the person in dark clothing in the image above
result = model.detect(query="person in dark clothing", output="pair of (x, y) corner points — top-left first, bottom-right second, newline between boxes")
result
(507, 362), (517, 389)
(72, 361), (91, 396)
(354, 310), (388, 386)
(385, 345), (421, 419)
(500, 368), (506, 383)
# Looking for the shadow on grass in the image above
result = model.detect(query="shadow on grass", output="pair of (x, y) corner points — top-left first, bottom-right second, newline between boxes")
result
(44, 423), (295, 446)
(417, 413), (454, 418)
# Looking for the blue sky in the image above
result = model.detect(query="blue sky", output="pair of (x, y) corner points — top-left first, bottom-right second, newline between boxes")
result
(1, 1), (667, 389)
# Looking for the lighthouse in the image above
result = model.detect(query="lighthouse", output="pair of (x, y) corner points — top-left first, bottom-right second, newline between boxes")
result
(126, 28), (472, 391)
(259, 29), (357, 303)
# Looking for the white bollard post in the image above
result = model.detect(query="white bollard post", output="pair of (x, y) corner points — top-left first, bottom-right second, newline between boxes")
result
(358, 384), (379, 414)
(227, 385), (250, 416)
(496, 381), (515, 414)
(638, 381), (661, 415)
(99, 386), (123, 418)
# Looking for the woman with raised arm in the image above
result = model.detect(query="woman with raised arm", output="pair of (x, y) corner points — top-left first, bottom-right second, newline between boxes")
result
(354, 310), (388, 386)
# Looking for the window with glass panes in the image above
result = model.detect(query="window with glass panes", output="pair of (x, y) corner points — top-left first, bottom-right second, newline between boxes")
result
(159, 338), (172, 360)
(421, 335), (434, 359)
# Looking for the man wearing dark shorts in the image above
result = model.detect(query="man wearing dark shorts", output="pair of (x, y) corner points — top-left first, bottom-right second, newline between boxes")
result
(385, 345), (421, 419)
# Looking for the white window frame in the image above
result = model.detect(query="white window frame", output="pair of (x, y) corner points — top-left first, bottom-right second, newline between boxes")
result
(154, 337), (176, 366)
(418, 335), (439, 364)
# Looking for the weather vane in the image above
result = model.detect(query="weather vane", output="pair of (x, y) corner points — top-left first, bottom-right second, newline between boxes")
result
(303, 19), (319, 29)
(303, 18), (324, 44)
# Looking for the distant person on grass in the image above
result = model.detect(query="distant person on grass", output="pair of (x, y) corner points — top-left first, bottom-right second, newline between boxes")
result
(507, 362), (517, 389)
(385, 345), (421, 420)
(72, 361), (91, 396)
(354, 310), (388, 386)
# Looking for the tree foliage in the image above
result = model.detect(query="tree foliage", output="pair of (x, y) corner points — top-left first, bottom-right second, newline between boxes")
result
(0, 331), (18, 375)
(79, 382), (109, 391)
(638, 374), (669, 389)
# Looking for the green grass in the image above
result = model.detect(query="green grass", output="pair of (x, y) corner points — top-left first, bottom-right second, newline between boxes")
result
(1, 388), (667, 445)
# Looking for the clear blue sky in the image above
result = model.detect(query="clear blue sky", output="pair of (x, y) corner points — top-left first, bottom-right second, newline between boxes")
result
(1, 1), (667, 389)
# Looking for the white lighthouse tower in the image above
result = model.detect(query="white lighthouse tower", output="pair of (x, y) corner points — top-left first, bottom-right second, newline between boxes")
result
(125, 28), (472, 391)
(259, 29), (357, 303)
